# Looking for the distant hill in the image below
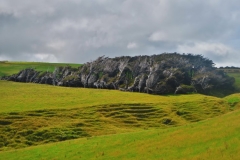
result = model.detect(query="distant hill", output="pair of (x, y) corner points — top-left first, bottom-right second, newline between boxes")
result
(217, 67), (240, 91)
(0, 53), (236, 97)
(0, 61), (81, 77)
(218, 66), (240, 73)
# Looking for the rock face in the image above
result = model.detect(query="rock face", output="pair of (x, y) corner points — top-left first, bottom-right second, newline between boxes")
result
(1, 53), (235, 96)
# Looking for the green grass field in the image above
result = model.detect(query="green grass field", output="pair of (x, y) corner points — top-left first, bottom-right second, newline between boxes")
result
(1, 107), (240, 160)
(0, 61), (81, 77)
(1, 62), (240, 159)
(1, 80), (240, 159)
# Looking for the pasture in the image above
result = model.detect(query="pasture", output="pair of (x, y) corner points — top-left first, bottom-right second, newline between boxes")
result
(0, 61), (80, 77)
(0, 82), (239, 159)
(0, 62), (240, 159)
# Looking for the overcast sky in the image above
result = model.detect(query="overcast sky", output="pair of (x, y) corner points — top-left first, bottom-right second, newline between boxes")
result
(0, 0), (240, 67)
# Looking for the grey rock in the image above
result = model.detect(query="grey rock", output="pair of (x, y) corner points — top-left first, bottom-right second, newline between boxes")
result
(1, 53), (236, 96)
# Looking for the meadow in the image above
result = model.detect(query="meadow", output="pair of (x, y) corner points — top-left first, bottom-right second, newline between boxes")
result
(0, 62), (240, 159)
(1, 105), (240, 160)
(0, 61), (80, 77)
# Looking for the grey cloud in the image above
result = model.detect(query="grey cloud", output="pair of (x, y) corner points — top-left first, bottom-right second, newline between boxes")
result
(177, 42), (240, 67)
(0, 0), (240, 66)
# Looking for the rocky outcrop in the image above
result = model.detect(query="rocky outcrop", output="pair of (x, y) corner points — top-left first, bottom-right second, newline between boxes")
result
(0, 53), (236, 96)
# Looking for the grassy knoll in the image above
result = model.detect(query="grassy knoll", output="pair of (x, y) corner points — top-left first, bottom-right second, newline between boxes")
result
(0, 106), (240, 160)
(0, 61), (80, 77)
(224, 93), (240, 110)
(0, 80), (236, 152)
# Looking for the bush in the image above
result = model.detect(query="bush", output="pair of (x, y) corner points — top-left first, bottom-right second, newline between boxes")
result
(175, 85), (196, 94)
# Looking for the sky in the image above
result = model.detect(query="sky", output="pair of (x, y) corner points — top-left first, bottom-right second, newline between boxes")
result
(0, 0), (240, 67)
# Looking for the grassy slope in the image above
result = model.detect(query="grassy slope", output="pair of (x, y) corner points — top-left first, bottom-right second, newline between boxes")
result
(0, 61), (81, 77)
(1, 81), (240, 155)
(0, 63), (240, 159)
(0, 81), (229, 113)
(0, 107), (240, 160)
(224, 93), (240, 110)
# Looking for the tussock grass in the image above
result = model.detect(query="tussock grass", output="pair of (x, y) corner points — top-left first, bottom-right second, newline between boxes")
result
(0, 80), (232, 151)
(224, 93), (240, 110)
(1, 62), (240, 159)
(0, 107), (240, 160)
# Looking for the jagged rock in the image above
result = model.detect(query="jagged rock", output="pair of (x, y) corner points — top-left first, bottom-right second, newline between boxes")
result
(175, 85), (197, 94)
(87, 74), (98, 88)
(1, 53), (236, 96)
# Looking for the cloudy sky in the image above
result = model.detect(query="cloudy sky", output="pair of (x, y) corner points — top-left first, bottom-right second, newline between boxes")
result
(0, 0), (240, 67)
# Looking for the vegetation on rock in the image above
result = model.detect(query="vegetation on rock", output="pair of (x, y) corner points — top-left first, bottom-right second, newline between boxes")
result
(1, 53), (236, 96)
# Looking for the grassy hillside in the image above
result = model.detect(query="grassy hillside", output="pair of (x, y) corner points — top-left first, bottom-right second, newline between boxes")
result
(0, 61), (81, 77)
(1, 81), (240, 153)
(223, 93), (240, 110)
(0, 81), (230, 113)
(1, 63), (240, 159)
(0, 104), (240, 160)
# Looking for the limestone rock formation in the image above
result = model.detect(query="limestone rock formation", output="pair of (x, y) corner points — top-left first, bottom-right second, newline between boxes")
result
(1, 53), (235, 96)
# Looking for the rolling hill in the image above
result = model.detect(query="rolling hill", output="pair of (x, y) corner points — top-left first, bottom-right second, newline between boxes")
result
(0, 61), (240, 159)
(0, 89), (240, 159)
(0, 61), (80, 77)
